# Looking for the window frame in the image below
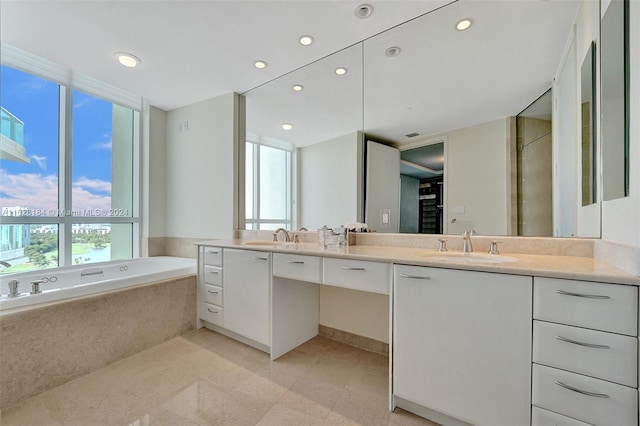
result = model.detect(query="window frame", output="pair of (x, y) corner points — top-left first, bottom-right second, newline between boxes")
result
(1, 44), (142, 268)
(245, 133), (295, 231)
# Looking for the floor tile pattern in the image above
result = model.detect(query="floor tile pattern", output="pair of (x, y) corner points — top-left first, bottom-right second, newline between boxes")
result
(1, 329), (438, 426)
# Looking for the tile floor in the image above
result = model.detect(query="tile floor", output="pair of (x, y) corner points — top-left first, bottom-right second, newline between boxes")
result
(1, 329), (438, 426)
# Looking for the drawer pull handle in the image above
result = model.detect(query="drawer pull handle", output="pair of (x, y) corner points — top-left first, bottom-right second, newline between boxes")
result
(556, 290), (610, 299)
(399, 273), (431, 280)
(254, 257), (269, 261)
(207, 290), (219, 294)
(555, 335), (610, 349)
(206, 250), (220, 254)
(341, 266), (366, 271)
(554, 381), (609, 398)
(286, 260), (305, 264)
(207, 308), (219, 314)
(208, 270), (219, 274)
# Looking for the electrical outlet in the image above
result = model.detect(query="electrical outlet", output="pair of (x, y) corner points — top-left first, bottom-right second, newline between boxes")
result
(381, 209), (391, 227)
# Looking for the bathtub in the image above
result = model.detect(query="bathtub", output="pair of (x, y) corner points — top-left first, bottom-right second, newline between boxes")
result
(0, 256), (196, 312)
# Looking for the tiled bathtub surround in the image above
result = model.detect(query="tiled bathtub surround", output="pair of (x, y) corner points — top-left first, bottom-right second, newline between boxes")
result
(0, 275), (197, 411)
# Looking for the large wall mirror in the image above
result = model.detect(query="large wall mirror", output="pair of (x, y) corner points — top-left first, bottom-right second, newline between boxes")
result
(243, 0), (609, 238)
(601, 0), (630, 201)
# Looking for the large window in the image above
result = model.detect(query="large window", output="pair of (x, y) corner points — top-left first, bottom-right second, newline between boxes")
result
(0, 54), (140, 273)
(245, 135), (293, 230)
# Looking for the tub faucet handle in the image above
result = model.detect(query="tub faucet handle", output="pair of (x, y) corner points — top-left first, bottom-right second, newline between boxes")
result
(30, 279), (45, 295)
(8, 280), (19, 297)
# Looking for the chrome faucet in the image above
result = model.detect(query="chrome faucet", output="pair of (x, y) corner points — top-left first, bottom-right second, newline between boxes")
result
(0, 261), (11, 268)
(7, 280), (20, 297)
(272, 228), (291, 242)
(462, 230), (475, 253)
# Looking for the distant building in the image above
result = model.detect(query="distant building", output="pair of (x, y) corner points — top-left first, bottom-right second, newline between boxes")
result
(0, 106), (30, 164)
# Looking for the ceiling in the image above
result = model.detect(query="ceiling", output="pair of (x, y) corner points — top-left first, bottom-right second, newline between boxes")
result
(0, 0), (453, 111)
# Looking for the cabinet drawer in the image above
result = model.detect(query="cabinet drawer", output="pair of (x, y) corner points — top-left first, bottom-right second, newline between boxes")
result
(531, 406), (592, 426)
(534, 320), (637, 387)
(532, 364), (638, 426)
(534, 277), (637, 336)
(203, 247), (223, 266)
(202, 303), (223, 327)
(273, 253), (322, 282)
(323, 258), (390, 294)
(203, 266), (222, 286)
(204, 284), (223, 306)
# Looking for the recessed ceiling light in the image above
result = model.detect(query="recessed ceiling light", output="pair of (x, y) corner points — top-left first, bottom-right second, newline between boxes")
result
(385, 46), (402, 57)
(299, 35), (314, 46)
(355, 4), (373, 19)
(281, 123), (293, 131)
(292, 84), (304, 92)
(335, 67), (348, 76)
(254, 60), (268, 69)
(456, 18), (473, 31)
(114, 52), (141, 68)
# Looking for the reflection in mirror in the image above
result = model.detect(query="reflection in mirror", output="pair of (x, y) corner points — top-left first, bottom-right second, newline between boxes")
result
(364, 0), (580, 236)
(601, 0), (629, 201)
(580, 42), (596, 206)
(399, 143), (444, 234)
(241, 1), (594, 237)
(517, 90), (552, 237)
(243, 45), (363, 230)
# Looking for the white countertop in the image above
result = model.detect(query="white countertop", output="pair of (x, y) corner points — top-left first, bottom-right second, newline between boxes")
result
(195, 239), (640, 286)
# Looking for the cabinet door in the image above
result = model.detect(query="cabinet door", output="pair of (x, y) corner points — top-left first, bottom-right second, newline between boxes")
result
(223, 249), (270, 346)
(393, 266), (532, 426)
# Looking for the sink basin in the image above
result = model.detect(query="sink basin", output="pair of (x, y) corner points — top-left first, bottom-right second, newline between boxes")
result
(426, 252), (518, 264)
(241, 240), (293, 247)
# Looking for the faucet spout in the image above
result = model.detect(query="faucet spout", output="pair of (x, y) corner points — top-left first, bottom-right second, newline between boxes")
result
(272, 228), (291, 242)
(462, 230), (475, 253)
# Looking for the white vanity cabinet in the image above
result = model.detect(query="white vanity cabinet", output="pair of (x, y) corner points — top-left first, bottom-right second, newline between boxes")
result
(531, 277), (639, 426)
(393, 265), (533, 426)
(199, 246), (223, 327)
(222, 248), (271, 348)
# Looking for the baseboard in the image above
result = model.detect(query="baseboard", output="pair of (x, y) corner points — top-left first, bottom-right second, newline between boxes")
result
(319, 324), (389, 356)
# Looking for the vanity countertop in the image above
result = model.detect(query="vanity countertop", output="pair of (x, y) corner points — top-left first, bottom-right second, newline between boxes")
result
(195, 239), (640, 286)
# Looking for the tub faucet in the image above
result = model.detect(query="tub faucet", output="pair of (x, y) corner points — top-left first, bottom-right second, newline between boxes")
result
(7, 280), (19, 297)
(273, 228), (291, 242)
(0, 261), (11, 268)
(462, 230), (475, 253)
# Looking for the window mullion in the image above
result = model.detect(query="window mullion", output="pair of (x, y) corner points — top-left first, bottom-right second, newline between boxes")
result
(60, 86), (73, 267)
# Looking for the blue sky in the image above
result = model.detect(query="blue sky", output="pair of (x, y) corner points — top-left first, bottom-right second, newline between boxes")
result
(1, 65), (114, 213)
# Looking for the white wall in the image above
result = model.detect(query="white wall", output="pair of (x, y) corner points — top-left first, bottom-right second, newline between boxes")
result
(298, 132), (362, 229)
(143, 105), (167, 239)
(601, 0), (640, 247)
(445, 118), (510, 235)
(165, 93), (238, 239)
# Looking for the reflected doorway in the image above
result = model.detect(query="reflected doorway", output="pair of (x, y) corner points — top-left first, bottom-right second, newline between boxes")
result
(399, 142), (444, 234)
(517, 89), (553, 236)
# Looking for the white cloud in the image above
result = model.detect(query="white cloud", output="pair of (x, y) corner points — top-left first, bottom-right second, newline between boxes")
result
(30, 155), (47, 171)
(0, 170), (111, 213)
(73, 177), (111, 194)
(93, 140), (112, 150)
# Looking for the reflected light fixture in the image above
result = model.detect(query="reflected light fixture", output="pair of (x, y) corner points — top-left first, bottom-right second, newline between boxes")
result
(114, 52), (141, 68)
(335, 67), (348, 75)
(254, 60), (268, 69)
(456, 18), (473, 31)
(281, 123), (293, 130)
(292, 84), (304, 92)
(299, 35), (314, 46)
